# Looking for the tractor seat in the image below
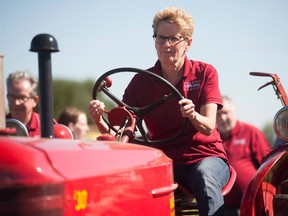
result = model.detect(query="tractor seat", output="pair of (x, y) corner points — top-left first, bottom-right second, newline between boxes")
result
(222, 165), (237, 196)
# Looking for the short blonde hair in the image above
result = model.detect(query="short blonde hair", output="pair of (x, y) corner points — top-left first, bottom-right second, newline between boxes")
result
(152, 6), (195, 38)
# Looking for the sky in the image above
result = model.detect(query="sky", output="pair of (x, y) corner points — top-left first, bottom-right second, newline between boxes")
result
(1, 0), (288, 129)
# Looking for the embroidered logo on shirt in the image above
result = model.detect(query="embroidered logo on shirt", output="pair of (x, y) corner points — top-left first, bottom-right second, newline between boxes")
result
(234, 138), (246, 145)
(184, 80), (201, 91)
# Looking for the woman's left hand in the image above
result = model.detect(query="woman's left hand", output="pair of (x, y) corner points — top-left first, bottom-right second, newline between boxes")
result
(179, 98), (197, 120)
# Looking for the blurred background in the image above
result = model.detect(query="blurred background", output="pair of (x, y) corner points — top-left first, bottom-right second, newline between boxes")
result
(1, 0), (288, 143)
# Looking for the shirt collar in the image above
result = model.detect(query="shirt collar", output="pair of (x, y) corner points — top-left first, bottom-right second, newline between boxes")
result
(152, 56), (191, 78)
(27, 112), (40, 131)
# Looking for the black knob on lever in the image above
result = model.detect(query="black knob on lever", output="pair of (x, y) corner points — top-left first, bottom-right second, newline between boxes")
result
(97, 77), (112, 92)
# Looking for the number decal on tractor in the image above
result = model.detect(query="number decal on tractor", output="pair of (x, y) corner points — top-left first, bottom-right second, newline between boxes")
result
(73, 190), (88, 211)
(170, 196), (175, 216)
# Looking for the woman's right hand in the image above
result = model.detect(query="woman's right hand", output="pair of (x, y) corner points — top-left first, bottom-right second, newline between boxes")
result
(88, 100), (105, 122)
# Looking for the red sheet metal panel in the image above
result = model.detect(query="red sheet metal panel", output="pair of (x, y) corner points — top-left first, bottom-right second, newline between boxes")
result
(240, 146), (288, 216)
(0, 137), (175, 215)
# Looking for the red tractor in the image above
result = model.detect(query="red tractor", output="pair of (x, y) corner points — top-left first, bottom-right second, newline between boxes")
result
(0, 34), (236, 216)
(0, 34), (176, 216)
(240, 72), (288, 216)
(1, 34), (287, 216)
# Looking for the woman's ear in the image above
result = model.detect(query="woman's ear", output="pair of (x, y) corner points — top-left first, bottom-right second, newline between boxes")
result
(185, 38), (192, 52)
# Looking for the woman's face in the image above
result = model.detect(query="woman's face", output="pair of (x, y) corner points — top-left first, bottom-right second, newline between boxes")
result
(155, 21), (192, 65)
(69, 113), (89, 139)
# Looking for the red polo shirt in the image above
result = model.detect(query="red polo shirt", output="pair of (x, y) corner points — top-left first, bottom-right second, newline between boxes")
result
(123, 57), (227, 165)
(6, 112), (41, 137)
(222, 120), (271, 207)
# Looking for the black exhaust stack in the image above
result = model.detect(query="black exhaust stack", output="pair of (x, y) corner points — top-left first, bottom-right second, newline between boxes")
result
(30, 34), (59, 138)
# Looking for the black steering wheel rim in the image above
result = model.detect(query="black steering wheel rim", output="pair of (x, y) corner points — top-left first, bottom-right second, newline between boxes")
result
(92, 67), (188, 146)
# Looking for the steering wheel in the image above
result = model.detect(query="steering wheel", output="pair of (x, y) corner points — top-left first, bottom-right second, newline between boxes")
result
(92, 67), (188, 146)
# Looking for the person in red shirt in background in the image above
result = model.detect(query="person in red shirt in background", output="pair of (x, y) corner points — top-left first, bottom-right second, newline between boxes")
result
(89, 6), (230, 216)
(6, 71), (41, 137)
(216, 95), (271, 216)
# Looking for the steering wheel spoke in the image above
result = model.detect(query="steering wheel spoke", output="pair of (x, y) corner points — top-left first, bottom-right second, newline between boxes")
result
(128, 92), (176, 118)
(102, 87), (127, 107)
